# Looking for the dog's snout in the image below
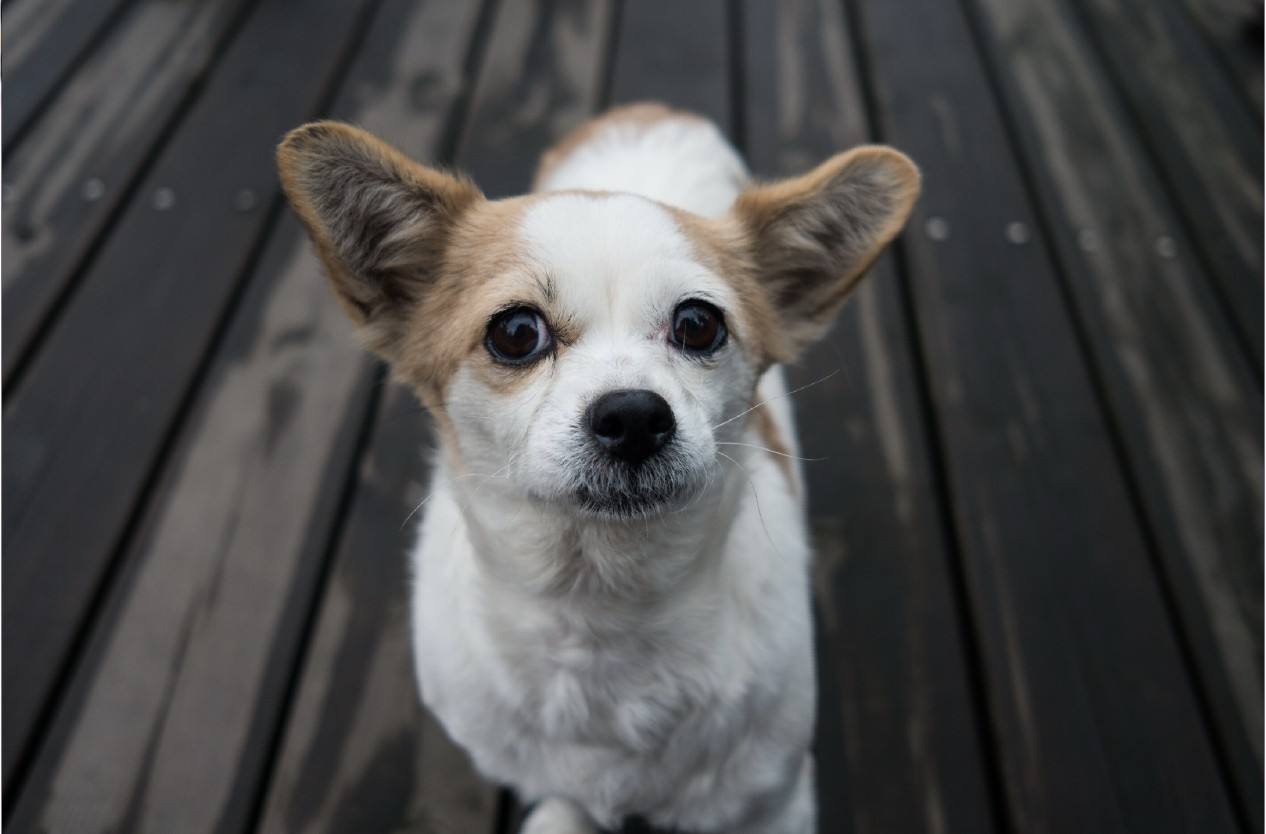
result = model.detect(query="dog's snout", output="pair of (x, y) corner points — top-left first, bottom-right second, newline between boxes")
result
(587, 389), (676, 465)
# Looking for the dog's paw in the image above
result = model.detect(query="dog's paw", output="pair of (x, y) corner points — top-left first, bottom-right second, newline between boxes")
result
(520, 799), (597, 834)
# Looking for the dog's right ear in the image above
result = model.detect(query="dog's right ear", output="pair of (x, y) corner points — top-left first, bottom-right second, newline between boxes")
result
(277, 121), (482, 358)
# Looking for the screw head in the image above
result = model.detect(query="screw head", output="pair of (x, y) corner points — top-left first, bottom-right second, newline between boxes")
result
(925, 216), (950, 242)
(1005, 221), (1031, 245)
(233, 188), (257, 212)
(81, 178), (106, 202)
(153, 187), (176, 211)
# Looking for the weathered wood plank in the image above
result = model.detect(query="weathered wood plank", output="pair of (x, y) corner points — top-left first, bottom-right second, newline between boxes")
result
(1, 0), (381, 792)
(4, 2), (492, 832)
(965, 0), (1263, 822)
(257, 2), (614, 832)
(850, 0), (1245, 830)
(1175, 0), (1263, 114)
(742, 1), (1001, 831)
(453, 0), (616, 199)
(2, 0), (254, 383)
(607, 0), (729, 124)
(1, 0), (134, 147)
(1068, 0), (1263, 369)
(256, 386), (499, 834)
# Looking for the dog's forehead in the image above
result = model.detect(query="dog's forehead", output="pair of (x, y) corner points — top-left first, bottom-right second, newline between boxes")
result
(518, 192), (729, 320)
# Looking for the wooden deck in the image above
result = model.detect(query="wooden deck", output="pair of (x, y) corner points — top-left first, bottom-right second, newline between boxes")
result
(2, 0), (1261, 831)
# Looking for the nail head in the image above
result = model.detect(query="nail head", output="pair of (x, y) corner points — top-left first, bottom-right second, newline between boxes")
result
(1077, 228), (1099, 253)
(925, 216), (950, 242)
(82, 178), (106, 202)
(233, 188), (257, 212)
(153, 187), (176, 211)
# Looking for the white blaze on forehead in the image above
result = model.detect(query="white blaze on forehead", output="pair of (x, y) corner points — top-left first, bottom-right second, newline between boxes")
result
(518, 193), (735, 335)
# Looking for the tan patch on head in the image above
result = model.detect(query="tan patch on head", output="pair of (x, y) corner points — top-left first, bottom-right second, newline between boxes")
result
(533, 101), (707, 191)
(388, 194), (567, 409)
(667, 208), (789, 367)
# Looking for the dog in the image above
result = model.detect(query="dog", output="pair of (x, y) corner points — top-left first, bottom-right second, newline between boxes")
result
(278, 102), (919, 834)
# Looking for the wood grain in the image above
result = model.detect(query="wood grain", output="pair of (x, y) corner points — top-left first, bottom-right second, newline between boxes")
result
(6, 1), (492, 832)
(607, 0), (730, 125)
(1174, 0), (1263, 114)
(2, 0), (253, 382)
(453, 0), (615, 199)
(852, 0), (1245, 829)
(1, 0), (134, 147)
(1, 0), (380, 793)
(967, 0), (1263, 822)
(1070, 0), (1264, 369)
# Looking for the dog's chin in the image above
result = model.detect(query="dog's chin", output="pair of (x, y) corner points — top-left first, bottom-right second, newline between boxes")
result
(572, 485), (684, 520)
(568, 466), (707, 521)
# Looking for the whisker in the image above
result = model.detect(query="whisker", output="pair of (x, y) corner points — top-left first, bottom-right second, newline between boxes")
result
(712, 369), (841, 430)
(716, 451), (784, 558)
(715, 442), (827, 462)
(400, 463), (515, 529)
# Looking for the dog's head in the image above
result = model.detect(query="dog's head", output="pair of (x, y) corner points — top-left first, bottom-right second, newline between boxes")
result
(278, 122), (918, 519)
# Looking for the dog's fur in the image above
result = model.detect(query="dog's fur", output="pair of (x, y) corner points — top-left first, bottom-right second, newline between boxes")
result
(278, 102), (919, 834)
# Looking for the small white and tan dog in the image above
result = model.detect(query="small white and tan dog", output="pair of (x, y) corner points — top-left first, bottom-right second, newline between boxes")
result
(278, 103), (918, 834)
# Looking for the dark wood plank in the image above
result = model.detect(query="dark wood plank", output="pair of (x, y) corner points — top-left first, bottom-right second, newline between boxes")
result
(452, 0), (617, 199)
(256, 2), (615, 832)
(1175, 0), (1263, 114)
(1, 0), (381, 792)
(2, 0), (255, 383)
(1067, 0), (1264, 370)
(3, 2), (492, 832)
(607, 0), (729, 124)
(850, 0), (1246, 830)
(965, 0), (1263, 821)
(256, 386), (500, 834)
(1, 0), (134, 147)
(741, 1), (1001, 831)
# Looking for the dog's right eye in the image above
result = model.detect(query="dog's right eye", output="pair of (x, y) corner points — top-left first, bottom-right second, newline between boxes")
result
(486, 306), (552, 365)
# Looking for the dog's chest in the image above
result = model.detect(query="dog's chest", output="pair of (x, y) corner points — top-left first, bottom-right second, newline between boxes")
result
(507, 621), (715, 752)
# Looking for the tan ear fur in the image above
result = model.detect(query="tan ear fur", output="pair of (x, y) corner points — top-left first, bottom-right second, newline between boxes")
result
(733, 146), (920, 356)
(276, 121), (482, 358)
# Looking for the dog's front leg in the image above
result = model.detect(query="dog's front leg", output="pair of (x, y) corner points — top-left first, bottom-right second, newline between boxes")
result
(520, 798), (597, 834)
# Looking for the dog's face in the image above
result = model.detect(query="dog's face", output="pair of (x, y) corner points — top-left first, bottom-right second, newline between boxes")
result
(278, 123), (918, 519)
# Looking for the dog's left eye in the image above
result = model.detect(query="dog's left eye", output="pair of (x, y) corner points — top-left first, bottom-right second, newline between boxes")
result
(486, 306), (552, 365)
(671, 301), (727, 355)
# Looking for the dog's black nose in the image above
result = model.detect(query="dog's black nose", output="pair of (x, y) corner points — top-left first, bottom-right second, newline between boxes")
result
(587, 389), (676, 465)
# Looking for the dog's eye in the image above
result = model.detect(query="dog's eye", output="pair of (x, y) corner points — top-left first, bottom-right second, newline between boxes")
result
(671, 301), (727, 355)
(487, 307), (552, 365)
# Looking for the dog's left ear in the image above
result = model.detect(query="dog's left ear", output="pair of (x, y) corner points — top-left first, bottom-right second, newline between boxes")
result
(732, 146), (920, 358)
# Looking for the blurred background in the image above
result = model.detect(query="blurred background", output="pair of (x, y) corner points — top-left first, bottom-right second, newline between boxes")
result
(2, 0), (1262, 832)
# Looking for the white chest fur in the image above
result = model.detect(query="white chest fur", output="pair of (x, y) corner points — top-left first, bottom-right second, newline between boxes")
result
(410, 371), (817, 832)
